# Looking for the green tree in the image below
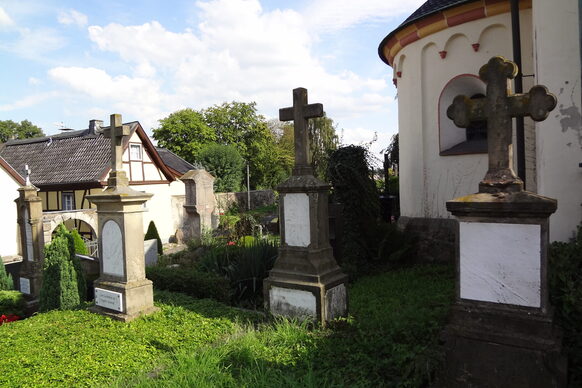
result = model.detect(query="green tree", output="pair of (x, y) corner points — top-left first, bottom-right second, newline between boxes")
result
(145, 221), (163, 255)
(53, 224), (87, 302)
(153, 109), (216, 163)
(0, 259), (14, 291)
(308, 115), (340, 181)
(0, 120), (44, 142)
(198, 144), (245, 192)
(39, 236), (80, 312)
(71, 229), (89, 256)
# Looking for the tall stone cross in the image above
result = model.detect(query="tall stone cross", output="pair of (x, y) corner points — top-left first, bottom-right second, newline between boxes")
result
(279, 87), (324, 176)
(103, 113), (130, 187)
(447, 56), (556, 192)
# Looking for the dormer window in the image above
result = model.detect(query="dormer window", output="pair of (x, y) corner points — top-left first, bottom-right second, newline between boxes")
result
(130, 144), (142, 161)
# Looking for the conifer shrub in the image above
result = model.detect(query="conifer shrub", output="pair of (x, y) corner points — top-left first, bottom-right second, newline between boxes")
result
(145, 221), (163, 255)
(0, 259), (14, 291)
(0, 290), (24, 315)
(39, 236), (81, 312)
(71, 229), (89, 255)
(54, 224), (87, 301)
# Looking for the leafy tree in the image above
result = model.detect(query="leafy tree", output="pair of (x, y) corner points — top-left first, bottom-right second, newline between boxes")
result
(0, 120), (44, 142)
(145, 221), (163, 255)
(39, 236), (80, 312)
(153, 109), (216, 163)
(308, 115), (340, 181)
(0, 259), (14, 291)
(198, 144), (244, 192)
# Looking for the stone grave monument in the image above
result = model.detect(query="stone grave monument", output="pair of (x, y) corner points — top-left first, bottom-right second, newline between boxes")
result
(264, 87), (348, 324)
(15, 165), (45, 308)
(87, 114), (158, 322)
(181, 169), (216, 241)
(444, 56), (566, 387)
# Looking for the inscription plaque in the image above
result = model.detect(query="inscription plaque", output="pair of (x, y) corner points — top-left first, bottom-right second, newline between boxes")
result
(95, 288), (123, 312)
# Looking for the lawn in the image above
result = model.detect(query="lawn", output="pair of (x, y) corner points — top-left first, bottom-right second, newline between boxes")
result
(0, 264), (454, 387)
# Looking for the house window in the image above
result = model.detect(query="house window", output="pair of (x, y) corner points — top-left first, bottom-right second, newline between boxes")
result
(439, 75), (488, 156)
(62, 192), (74, 210)
(130, 144), (142, 160)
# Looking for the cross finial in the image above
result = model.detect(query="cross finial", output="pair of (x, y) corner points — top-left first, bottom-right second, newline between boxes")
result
(447, 56), (556, 193)
(279, 88), (324, 176)
(24, 164), (31, 186)
(103, 113), (130, 187)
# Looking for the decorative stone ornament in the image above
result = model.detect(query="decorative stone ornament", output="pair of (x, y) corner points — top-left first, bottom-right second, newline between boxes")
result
(264, 88), (348, 324)
(87, 114), (158, 322)
(444, 57), (566, 387)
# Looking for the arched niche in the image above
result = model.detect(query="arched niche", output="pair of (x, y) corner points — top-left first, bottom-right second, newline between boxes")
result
(438, 74), (487, 155)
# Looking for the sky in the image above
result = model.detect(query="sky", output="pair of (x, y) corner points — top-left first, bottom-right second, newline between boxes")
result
(0, 0), (424, 159)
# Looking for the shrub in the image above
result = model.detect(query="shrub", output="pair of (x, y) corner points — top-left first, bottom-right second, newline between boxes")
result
(198, 144), (244, 192)
(234, 213), (260, 239)
(71, 229), (89, 255)
(39, 236), (81, 312)
(0, 259), (14, 291)
(146, 266), (230, 303)
(549, 225), (582, 386)
(145, 221), (163, 255)
(54, 224), (87, 302)
(0, 290), (24, 315)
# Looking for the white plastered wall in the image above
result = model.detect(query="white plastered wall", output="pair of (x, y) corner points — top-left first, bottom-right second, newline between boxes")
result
(0, 169), (21, 257)
(396, 10), (533, 219)
(533, 0), (582, 241)
(138, 180), (185, 243)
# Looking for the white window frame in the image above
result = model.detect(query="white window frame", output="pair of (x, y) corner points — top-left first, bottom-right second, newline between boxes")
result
(62, 192), (74, 211)
(130, 144), (142, 161)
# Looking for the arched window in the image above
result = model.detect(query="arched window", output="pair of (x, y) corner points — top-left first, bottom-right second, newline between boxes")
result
(439, 75), (487, 155)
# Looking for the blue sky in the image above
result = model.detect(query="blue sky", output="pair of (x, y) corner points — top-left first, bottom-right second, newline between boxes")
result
(0, 0), (423, 158)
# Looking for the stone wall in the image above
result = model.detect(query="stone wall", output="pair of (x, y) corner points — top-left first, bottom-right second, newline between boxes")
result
(397, 216), (457, 263)
(215, 190), (275, 213)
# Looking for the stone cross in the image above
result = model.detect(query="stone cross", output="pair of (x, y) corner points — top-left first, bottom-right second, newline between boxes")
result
(24, 164), (31, 186)
(279, 88), (324, 176)
(103, 114), (130, 187)
(447, 56), (556, 192)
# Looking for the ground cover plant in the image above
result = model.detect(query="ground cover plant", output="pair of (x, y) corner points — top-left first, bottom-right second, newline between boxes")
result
(0, 264), (454, 387)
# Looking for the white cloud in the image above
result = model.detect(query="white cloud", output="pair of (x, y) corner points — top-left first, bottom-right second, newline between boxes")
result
(28, 77), (42, 85)
(0, 7), (14, 27)
(0, 91), (58, 112)
(303, 0), (424, 33)
(58, 9), (88, 27)
(49, 0), (392, 130)
(0, 27), (65, 58)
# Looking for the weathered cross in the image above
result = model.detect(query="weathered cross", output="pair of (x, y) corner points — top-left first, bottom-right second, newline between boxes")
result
(447, 56), (556, 193)
(280, 87), (324, 176)
(103, 113), (130, 187)
(24, 164), (31, 186)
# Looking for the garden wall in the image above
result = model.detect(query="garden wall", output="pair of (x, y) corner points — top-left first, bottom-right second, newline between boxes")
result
(215, 190), (275, 213)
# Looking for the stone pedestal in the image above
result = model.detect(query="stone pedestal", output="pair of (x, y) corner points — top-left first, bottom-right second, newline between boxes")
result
(444, 191), (567, 387)
(181, 169), (216, 241)
(87, 186), (158, 322)
(264, 175), (348, 324)
(15, 185), (45, 310)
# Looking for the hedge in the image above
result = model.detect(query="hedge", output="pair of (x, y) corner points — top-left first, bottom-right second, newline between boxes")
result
(146, 266), (230, 303)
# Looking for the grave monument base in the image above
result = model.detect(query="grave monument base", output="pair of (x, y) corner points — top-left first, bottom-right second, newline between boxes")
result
(90, 279), (159, 322)
(442, 302), (567, 388)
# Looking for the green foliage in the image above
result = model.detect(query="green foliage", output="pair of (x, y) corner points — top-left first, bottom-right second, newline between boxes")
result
(0, 260), (14, 291)
(39, 236), (81, 312)
(146, 266), (231, 303)
(384, 133), (399, 172)
(328, 145), (381, 273)
(234, 213), (260, 239)
(198, 144), (244, 192)
(71, 229), (89, 255)
(54, 223), (87, 301)
(308, 115), (340, 181)
(549, 225), (582, 386)
(145, 221), (163, 255)
(0, 290), (24, 315)
(152, 108), (216, 163)
(0, 119), (44, 142)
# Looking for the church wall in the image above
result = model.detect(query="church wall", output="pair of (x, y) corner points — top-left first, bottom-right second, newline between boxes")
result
(0, 171), (21, 257)
(396, 11), (532, 219)
(533, 0), (582, 241)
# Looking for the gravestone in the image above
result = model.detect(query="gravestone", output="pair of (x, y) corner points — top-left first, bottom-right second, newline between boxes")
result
(264, 88), (347, 324)
(15, 166), (45, 309)
(87, 114), (158, 322)
(444, 57), (566, 387)
(181, 169), (216, 241)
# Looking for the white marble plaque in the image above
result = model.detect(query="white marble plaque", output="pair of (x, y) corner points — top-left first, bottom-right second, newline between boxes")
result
(19, 277), (30, 295)
(270, 286), (316, 318)
(284, 193), (310, 247)
(460, 222), (541, 307)
(102, 220), (124, 277)
(95, 288), (123, 312)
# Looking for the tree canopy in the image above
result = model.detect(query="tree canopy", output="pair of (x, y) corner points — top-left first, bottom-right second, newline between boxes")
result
(0, 120), (44, 142)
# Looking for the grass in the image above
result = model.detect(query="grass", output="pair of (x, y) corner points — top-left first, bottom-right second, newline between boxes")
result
(0, 264), (454, 387)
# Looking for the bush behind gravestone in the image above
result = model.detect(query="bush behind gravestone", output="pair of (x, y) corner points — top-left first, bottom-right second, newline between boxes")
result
(145, 221), (163, 255)
(71, 229), (89, 255)
(549, 224), (582, 387)
(0, 259), (14, 291)
(54, 224), (86, 301)
(0, 290), (24, 315)
(146, 266), (230, 303)
(39, 236), (81, 312)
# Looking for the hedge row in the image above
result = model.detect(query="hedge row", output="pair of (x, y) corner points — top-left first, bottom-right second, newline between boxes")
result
(146, 266), (230, 303)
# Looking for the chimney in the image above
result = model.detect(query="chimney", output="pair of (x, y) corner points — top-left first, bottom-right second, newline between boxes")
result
(88, 119), (103, 135)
